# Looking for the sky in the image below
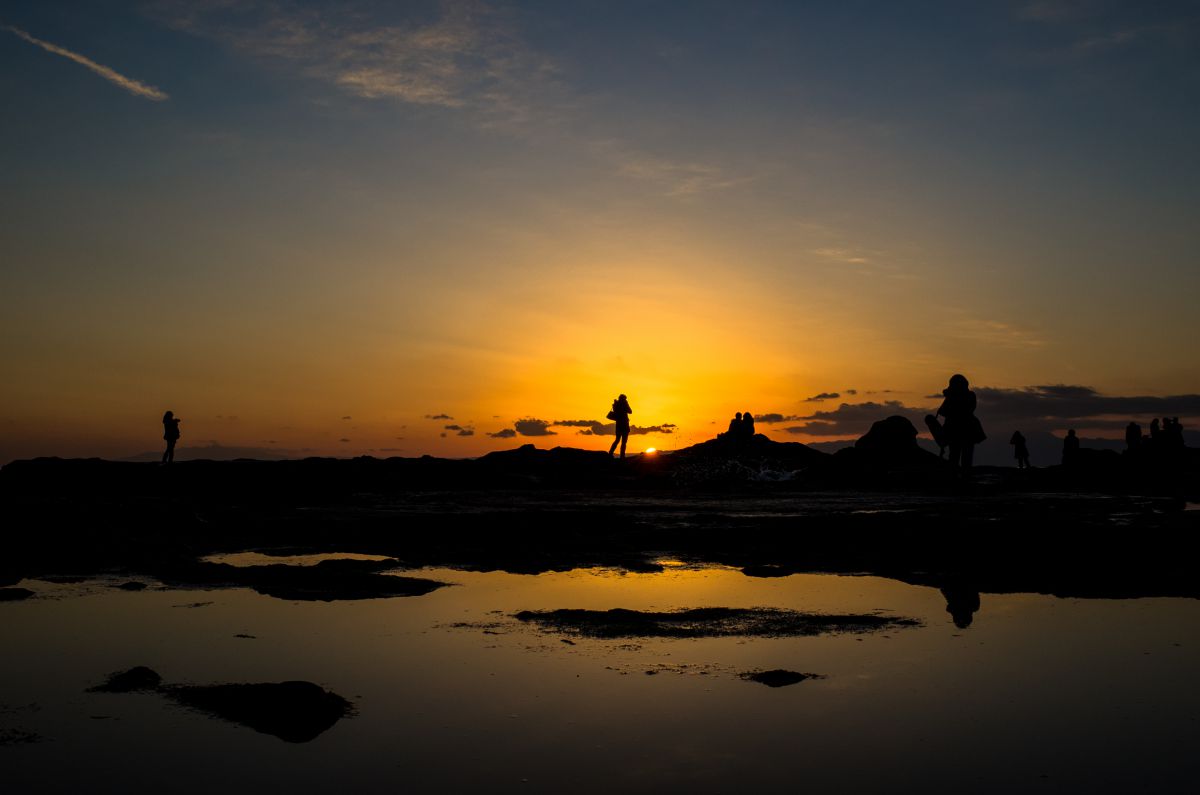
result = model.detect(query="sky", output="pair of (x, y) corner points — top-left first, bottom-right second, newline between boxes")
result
(2, 0), (1199, 462)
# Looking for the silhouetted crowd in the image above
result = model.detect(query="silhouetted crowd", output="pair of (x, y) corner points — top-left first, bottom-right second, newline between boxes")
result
(1125, 417), (1186, 452)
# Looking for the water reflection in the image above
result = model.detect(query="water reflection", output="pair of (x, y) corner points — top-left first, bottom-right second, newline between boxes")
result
(1, 565), (1198, 793)
(939, 582), (982, 629)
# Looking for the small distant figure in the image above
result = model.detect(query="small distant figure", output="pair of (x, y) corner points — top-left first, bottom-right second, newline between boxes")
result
(1149, 418), (1161, 444)
(727, 412), (743, 436)
(1009, 431), (1030, 469)
(1125, 421), (1141, 452)
(162, 410), (181, 464)
(741, 410), (756, 438)
(608, 394), (632, 459)
(1062, 428), (1080, 467)
(936, 374), (985, 475)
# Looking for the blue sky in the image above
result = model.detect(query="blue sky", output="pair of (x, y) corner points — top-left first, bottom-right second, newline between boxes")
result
(2, 1), (1198, 460)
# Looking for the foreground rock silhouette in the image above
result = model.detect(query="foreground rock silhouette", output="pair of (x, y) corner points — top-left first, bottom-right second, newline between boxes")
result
(89, 667), (352, 743)
(2, 425), (1197, 602)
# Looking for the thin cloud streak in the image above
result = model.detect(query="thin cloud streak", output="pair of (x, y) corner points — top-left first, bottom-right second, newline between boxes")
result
(4, 25), (169, 101)
(154, 0), (553, 114)
(153, 1), (748, 197)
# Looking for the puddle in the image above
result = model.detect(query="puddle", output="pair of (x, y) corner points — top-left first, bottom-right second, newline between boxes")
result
(1, 566), (1197, 793)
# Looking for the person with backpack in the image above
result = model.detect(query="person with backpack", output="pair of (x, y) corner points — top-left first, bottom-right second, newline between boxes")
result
(608, 394), (632, 459)
(936, 374), (985, 475)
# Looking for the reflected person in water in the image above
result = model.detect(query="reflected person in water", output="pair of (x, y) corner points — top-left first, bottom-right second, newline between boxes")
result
(940, 582), (981, 629)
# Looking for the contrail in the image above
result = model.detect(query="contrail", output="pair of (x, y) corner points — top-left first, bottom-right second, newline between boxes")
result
(4, 24), (168, 101)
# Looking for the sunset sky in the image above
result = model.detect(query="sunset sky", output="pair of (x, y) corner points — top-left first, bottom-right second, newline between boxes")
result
(2, 0), (1198, 462)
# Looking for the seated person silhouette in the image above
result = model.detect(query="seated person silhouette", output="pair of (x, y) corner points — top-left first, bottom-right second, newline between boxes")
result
(741, 410), (755, 438)
(726, 412), (743, 437)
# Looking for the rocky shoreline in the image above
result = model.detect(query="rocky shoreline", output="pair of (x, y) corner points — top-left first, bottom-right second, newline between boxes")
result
(3, 431), (1198, 601)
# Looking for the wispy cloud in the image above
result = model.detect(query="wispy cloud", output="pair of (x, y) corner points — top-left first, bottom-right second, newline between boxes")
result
(4, 25), (169, 101)
(608, 150), (751, 197)
(152, 0), (558, 121)
(152, 0), (747, 196)
(946, 314), (1047, 349)
(812, 247), (872, 265)
(1015, 2), (1198, 61)
(811, 246), (917, 280)
(551, 419), (677, 436)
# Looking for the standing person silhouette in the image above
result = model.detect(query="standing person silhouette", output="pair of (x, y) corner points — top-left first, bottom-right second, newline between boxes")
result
(608, 394), (632, 459)
(1010, 430), (1031, 469)
(1124, 421), (1142, 452)
(1062, 429), (1080, 467)
(162, 411), (181, 464)
(936, 374), (984, 475)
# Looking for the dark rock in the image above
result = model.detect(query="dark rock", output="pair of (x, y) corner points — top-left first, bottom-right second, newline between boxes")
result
(514, 607), (919, 639)
(854, 415), (920, 455)
(827, 415), (945, 480)
(89, 666), (164, 693)
(0, 588), (35, 602)
(741, 669), (816, 688)
(668, 434), (828, 484)
(116, 581), (148, 591)
(167, 680), (352, 743)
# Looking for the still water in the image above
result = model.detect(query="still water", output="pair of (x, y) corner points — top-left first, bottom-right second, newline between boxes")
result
(2, 561), (1198, 793)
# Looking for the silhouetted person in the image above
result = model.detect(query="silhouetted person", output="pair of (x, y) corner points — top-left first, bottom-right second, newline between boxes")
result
(608, 394), (632, 459)
(741, 410), (755, 438)
(1168, 417), (1185, 448)
(162, 411), (181, 464)
(1062, 428), (1080, 467)
(1010, 430), (1030, 469)
(727, 412), (743, 436)
(1125, 421), (1141, 452)
(936, 374), (984, 475)
(940, 584), (981, 629)
(1150, 418), (1161, 445)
